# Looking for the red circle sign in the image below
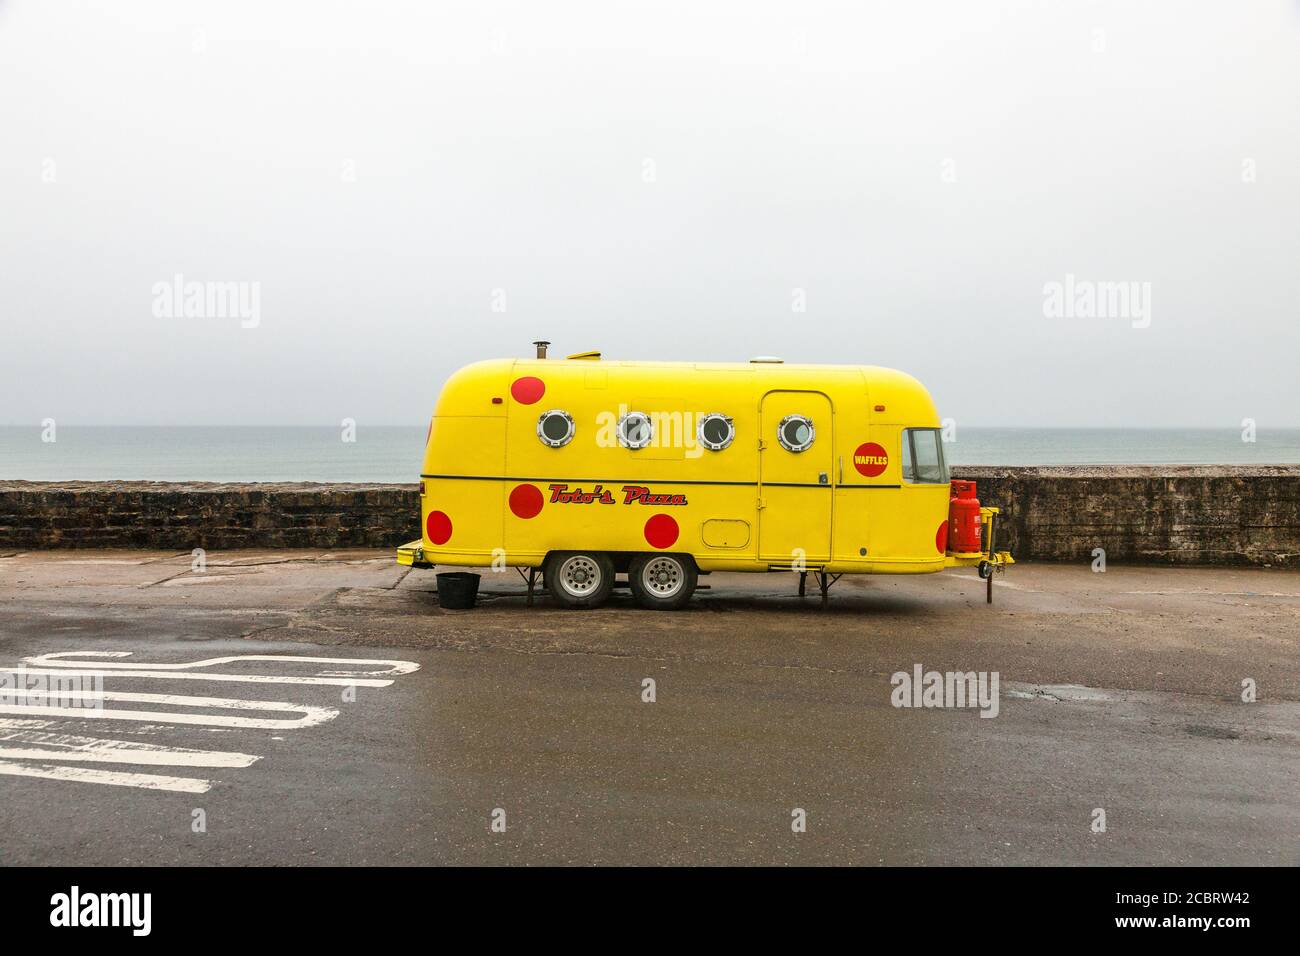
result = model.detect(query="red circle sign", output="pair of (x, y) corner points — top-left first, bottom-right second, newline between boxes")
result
(853, 442), (889, 478)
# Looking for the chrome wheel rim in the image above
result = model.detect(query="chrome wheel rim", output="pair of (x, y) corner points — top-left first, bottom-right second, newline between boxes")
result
(558, 555), (601, 598)
(641, 557), (684, 599)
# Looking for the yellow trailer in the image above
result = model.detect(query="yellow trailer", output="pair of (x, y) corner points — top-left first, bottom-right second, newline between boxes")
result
(398, 346), (1012, 609)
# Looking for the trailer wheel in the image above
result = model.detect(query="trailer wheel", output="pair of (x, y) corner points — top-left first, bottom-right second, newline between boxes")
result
(977, 560), (993, 580)
(628, 553), (697, 611)
(544, 552), (615, 609)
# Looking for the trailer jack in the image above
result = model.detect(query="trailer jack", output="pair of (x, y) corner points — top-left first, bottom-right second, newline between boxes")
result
(516, 566), (539, 606)
(798, 569), (842, 608)
(944, 507), (1015, 604)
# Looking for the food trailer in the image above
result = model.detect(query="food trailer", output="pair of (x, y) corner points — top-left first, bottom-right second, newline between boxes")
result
(398, 344), (1012, 609)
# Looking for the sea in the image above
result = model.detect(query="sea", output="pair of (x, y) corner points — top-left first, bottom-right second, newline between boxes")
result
(2, 426), (1298, 483)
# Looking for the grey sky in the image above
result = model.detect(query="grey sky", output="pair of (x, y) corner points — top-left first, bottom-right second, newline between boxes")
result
(2, 1), (1297, 427)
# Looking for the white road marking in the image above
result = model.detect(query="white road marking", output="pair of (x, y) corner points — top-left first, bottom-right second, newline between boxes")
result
(160, 574), (258, 585)
(41, 559), (153, 566)
(1119, 589), (1300, 598)
(939, 572), (1034, 591)
(0, 729), (258, 767)
(1, 650), (420, 793)
(12, 666), (394, 688)
(25, 652), (421, 678)
(0, 689), (339, 729)
(0, 717), (59, 730)
(0, 759), (211, 793)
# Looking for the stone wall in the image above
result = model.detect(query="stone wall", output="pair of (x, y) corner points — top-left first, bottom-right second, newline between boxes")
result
(0, 482), (420, 551)
(954, 466), (1299, 567)
(0, 467), (1297, 565)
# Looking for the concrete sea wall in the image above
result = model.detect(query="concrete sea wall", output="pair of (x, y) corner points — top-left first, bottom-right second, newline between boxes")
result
(0, 466), (1297, 566)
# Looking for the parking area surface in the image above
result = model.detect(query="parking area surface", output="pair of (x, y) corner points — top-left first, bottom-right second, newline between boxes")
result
(0, 549), (1296, 865)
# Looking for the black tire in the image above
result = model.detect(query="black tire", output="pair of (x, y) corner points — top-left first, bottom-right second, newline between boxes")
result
(977, 560), (993, 580)
(628, 553), (697, 611)
(544, 551), (615, 609)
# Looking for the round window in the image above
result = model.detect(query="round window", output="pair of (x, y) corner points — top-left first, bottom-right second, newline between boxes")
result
(777, 414), (815, 452)
(697, 413), (735, 451)
(617, 411), (654, 449)
(537, 410), (575, 448)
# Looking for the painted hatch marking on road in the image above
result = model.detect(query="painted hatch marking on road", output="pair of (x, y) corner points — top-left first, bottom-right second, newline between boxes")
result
(0, 651), (421, 793)
(0, 728), (260, 767)
(0, 690), (340, 729)
(24, 652), (420, 678)
(0, 718), (62, 730)
(13, 666), (397, 688)
(0, 759), (216, 794)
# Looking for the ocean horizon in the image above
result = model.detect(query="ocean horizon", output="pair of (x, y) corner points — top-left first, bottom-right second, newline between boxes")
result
(2, 426), (1298, 483)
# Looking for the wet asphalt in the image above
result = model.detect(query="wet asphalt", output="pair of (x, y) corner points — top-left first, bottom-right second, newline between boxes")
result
(0, 550), (1296, 865)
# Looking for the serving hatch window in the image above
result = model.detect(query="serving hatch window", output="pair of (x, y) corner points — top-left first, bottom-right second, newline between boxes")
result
(902, 428), (948, 484)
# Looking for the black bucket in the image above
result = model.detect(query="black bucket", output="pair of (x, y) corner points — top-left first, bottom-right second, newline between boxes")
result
(436, 572), (481, 610)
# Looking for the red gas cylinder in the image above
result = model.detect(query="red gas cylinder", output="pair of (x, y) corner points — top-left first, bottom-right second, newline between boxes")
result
(948, 480), (983, 554)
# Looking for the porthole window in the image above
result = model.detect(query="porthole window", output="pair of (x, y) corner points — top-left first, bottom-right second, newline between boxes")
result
(537, 409), (575, 448)
(697, 413), (735, 451)
(617, 411), (654, 449)
(777, 414), (815, 452)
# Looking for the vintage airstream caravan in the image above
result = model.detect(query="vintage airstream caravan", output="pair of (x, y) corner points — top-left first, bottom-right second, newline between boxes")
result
(398, 346), (1012, 609)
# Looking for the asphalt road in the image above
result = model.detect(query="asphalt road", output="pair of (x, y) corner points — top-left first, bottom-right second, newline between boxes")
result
(0, 549), (1296, 866)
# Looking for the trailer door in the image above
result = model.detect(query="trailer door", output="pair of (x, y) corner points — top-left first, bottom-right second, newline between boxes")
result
(758, 390), (833, 564)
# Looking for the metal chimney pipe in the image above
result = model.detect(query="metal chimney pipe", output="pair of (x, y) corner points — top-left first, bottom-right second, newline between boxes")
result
(533, 340), (550, 359)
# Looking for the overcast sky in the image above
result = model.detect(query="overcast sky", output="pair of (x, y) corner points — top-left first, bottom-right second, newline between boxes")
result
(2, 1), (1297, 427)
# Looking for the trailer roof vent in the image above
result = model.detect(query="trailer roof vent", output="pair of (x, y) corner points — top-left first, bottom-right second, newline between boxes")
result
(567, 350), (602, 360)
(749, 356), (784, 364)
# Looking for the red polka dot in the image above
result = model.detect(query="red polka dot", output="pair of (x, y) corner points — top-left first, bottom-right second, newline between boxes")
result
(644, 514), (679, 549)
(426, 510), (453, 545)
(510, 376), (545, 405)
(508, 483), (543, 519)
(935, 520), (948, 554)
